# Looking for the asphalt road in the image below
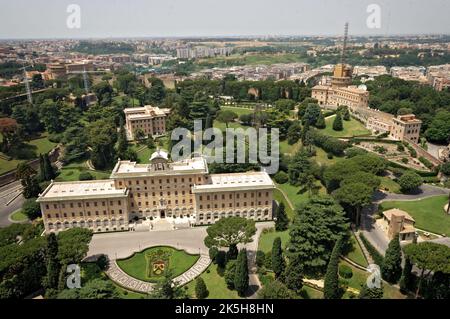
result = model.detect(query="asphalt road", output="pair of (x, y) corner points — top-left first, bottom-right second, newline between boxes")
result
(0, 181), (25, 227)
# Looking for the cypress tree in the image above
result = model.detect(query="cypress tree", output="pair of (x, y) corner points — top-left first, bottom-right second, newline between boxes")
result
(271, 237), (285, 279)
(332, 113), (343, 131)
(234, 249), (249, 297)
(315, 112), (326, 129)
(381, 234), (402, 284)
(399, 257), (414, 293)
(283, 257), (303, 293)
(195, 277), (208, 299)
(38, 154), (45, 181)
(227, 244), (238, 261)
(343, 108), (351, 121)
(275, 202), (289, 231)
(43, 153), (55, 180)
(44, 233), (60, 291)
(323, 237), (343, 299)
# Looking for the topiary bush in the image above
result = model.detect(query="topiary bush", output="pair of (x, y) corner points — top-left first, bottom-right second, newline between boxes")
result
(273, 171), (288, 184)
(79, 171), (94, 181)
(338, 264), (353, 279)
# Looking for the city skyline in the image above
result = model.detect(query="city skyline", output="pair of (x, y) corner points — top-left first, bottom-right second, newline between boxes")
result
(1, 0), (450, 39)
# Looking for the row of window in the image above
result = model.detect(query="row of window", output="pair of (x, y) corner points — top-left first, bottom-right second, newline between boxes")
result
(199, 192), (269, 201)
(198, 209), (270, 220)
(45, 200), (122, 210)
(199, 201), (269, 209)
(47, 218), (125, 230)
(131, 198), (193, 207)
(118, 176), (201, 187)
(47, 209), (123, 219)
(131, 190), (191, 197)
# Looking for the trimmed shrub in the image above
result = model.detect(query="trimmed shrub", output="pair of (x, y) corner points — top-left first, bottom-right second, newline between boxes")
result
(338, 264), (353, 279)
(79, 171), (94, 181)
(255, 250), (265, 268)
(273, 171), (288, 184)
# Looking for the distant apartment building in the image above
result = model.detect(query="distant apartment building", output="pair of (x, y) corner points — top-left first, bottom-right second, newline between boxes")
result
(390, 66), (428, 84)
(124, 105), (171, 140)
(37, 152), (275, 234)
(176, 46), (233, 59)
(427, 64), (450, 91)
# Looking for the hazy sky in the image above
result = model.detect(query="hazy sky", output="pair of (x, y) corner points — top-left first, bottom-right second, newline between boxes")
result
(0, 0), (449, 39)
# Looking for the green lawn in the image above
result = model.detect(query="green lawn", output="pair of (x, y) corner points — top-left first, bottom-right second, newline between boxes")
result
(339, 260), (405, 299)
(380, 195), (450, 236)
(186, 264), (240, 299)
(380, 176), (401, 193)
(346, 234), (368, 267)
(280, 140), (301, 155)
(81, 263), (146, 299)
(220, 106), (254, 117)
(56, 161), (111, 182)
(319, 116), (370, 138)
(258, 229), (289, 254)
(117, 246), (199, 283)
(130, 144), (156, 164)
(213, 119), (248, 132)
(276, 182), (326, 210)
(312, 147), (345, 166)
(301, 285), (324, 299)
(28, 136), (57, 154)
(273, 188), (294, 219)
(0, 134), (56, 175)
(10, 210), (28, 222)
(0, 157), (22, 175)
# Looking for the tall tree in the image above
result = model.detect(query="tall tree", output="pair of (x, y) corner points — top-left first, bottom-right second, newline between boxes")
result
(315, 112), (326, 129)
(195, 277), (208, 299)
(204, 217), (256, 251)
(271, 237), (285, 279)
(147, 271), (186, 299)
(332, 113), (343, 131)
(404, 242), (450, 298)
(43, 233), (60, 292)
(399, 257), (414, 293)
(216, 110), (238, 128)
(257, 280), (296, 299)
(283, 256), (303, 293)
(288, 196), (349, 277)
(16, 163), (41, 199)
(333, 182), (373, 227)
(234, 249), (249, 297)
(275, 202), (289, 231)
(381, 234), (402, 284)
(43, 153), (56, 180)
(323, 237), (343, 299)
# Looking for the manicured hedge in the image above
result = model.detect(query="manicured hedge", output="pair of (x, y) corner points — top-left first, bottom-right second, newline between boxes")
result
(358, 233), (384, 266)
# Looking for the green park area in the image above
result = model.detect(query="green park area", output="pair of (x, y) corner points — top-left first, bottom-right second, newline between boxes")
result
(320, 116), (370, 138)
(55, 161), (111, 182)
(380, 195), (450, 236)
(0, 134), (57, 175)
(9, 210), (28, 222)
(116, 246), (199, 283)
(186, 264), (240, 299)
(346, 234), (368, 267)
(197, 53), (306, 67)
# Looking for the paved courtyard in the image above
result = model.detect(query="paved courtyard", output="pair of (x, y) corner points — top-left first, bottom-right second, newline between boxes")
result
(87, 221), (274, 294)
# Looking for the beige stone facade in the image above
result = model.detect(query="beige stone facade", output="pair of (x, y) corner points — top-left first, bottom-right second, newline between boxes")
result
(37, 151), (275, 234)
(124, 105), (171, 140)
(381, 208), (416, 242)
(390, 114), (422, 143)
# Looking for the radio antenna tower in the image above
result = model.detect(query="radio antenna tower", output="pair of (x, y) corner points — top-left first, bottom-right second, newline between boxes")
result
(22, 66), (33, 104)
(82, 66), (90, 94)
(340, 22), (349, 65)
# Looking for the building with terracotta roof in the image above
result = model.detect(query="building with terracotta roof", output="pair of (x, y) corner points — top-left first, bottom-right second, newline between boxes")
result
(381, 208), (416, 242)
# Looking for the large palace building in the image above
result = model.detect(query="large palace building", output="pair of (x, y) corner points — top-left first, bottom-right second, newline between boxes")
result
(311, 63), (422, 143)
(37, 150), (275, 234)
(124, 105), (171, 140)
